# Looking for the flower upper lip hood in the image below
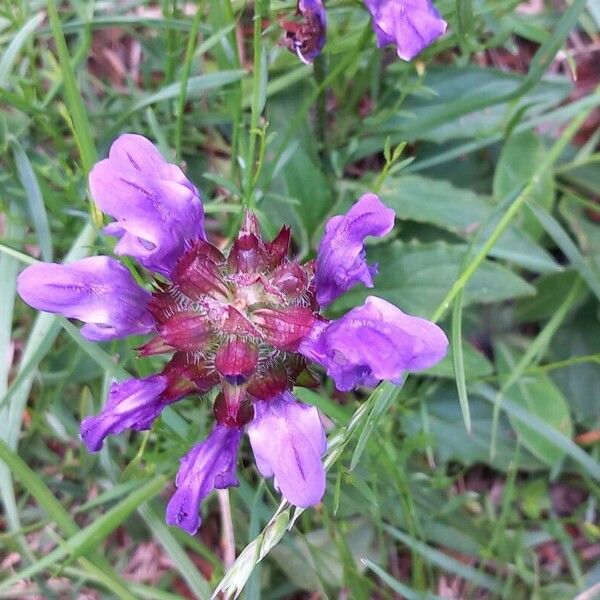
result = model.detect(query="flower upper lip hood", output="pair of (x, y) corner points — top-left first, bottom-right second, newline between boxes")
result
(89, 133), (205, 277)
(364, 0), (447, 61)
(16, 134), (448, 534)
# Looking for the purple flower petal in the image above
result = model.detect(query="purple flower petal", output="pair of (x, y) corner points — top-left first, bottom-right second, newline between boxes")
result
(80, 375), (167, 452)
(364, 0), (447, 61)
(300, 295), (448, 391)
(166, 425), (242, 535)
(17, 256), (154, 341)
(248, 391), (326, 507)
(315, 194), (395, 307)
(89, 134), (205, 276)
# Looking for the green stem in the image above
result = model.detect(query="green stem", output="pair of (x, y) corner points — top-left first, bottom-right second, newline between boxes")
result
(175, 0), (205, 159)
(430, 84), (600, 324)
(242, 0), (268, 209)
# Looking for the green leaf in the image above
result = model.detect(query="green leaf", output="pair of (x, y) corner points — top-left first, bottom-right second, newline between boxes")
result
(381, 175), (560, 273)
(333, 241), (535, 318)
(515, 270), (585, 323)
(383, 524), (504, 593)
(550, 302), (600, 424)
(476, 383), (600, 481)
(0, 473), (166, 591)
(126, 70), (247, 118)
(403, 384), (544, 472)
(494, 131), (555, 239)
(426, 340), (493, 379)
(11, 139), (53, 262)
(0, 12), (45, 88)
(495, 342), (573, 465)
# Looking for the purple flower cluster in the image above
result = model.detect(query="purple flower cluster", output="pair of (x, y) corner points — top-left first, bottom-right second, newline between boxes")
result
(283, 0), (446, 63)
(17, 135), (447, 534)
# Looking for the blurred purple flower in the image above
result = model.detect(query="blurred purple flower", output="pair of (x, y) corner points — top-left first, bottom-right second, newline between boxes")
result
(300, 296), (448, 391)
(364, 0), (447, 60)
(89, 134), (205, 276)
(248, 391), (326, 507)
(81, 375), (168, 452)
(315, 193), (395, 307)
(166, 425), (242, 535)
(281, 0), (327, 64)
(16, 256), (154, 341)
(17, 134), (448, 534)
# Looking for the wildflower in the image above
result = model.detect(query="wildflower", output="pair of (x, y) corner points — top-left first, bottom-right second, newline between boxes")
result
(281, 0), (327, 64)
(364, 0), (447, 61)
(17, 134), (447, 534)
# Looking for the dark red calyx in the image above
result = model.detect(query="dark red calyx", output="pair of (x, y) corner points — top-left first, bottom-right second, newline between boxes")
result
(215, 338), (259, 384)
(247, 365), (289, 400)
(165, 352), (219, 394)
(214, 387), (254, 427)
(161, 354), (199, 402)
(252, 306), (316, 351)
(148, 285), (177, 324)
(240, 210), (262, 237)
(171, 240), (229, 300)
(221, 305), (261, 336)
(158, 311), (215, 352)
(270, 262), (308, 297)
(228, 232), (268, 273)
(265, 226), (291, 267)
(137, 336), (174, 356)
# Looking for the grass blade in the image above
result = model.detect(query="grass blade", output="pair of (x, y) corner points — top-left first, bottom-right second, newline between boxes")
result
(10, 138), (53, 262)
(0, 12), (45, 88)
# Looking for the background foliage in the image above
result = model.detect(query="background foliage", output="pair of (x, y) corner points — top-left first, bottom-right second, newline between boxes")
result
(1, 0), (599, 598)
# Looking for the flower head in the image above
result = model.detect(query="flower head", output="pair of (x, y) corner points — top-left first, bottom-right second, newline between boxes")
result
(364, 0), (447, 61)
(17, 134), (448, 534)
(281, 0), (327, 64)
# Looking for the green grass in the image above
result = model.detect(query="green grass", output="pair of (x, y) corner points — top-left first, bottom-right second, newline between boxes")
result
(2, 1), (600, 598)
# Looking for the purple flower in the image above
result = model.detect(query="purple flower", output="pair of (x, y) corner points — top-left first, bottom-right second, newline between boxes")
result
(81, 375), (167, 452)
(364, 0), (447, 61)
(16, 256), (154, 341)
(315, 193), (395, 307)
(300, 296), (448, 391)
(281, 0), (327, 64)
(248, 392), (326, 507)
(166, 425), (242, 535)
(17, 132), (449, 533)
(89, 134), (205, 276)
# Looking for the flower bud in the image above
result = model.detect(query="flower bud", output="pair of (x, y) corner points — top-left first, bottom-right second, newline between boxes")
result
(158, 311), (215, 351)
(228, 233), (267, 273)
(247, 366), (289, 400)
(265, 226), (291, 268)
(171, 240), (229, 300)
(270, 262), (309, 297)
(252, 306), (315, 351)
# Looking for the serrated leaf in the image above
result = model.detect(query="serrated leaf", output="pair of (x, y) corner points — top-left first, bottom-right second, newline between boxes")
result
(381, 175), (560, 273)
